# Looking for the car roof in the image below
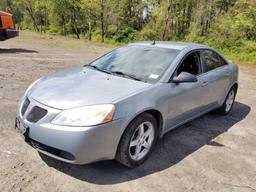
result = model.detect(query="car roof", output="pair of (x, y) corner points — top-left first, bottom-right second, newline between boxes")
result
(129, 41), (209, 51)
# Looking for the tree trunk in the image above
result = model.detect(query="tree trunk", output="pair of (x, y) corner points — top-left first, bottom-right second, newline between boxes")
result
(88, 21), (92, 41)
(100, 0), (105, 43)
(44, 9), (47, 33)
(25, 6), (39, 32)
(73, 20), (80, 39)
(162, 0), (172, 40)
(75, 25), (80, 39)
(61, 15), (66, 36)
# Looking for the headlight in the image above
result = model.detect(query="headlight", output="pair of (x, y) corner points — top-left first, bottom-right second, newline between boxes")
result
(51, 104), (115, 126)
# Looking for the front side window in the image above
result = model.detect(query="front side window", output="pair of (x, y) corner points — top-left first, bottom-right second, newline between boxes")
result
(90, 45), (180, 83)
(175, 52), (201, 76)
(201, 50), (226, 72)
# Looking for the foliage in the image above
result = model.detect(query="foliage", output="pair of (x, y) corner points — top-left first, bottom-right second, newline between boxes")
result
(0, 0), (256, 63)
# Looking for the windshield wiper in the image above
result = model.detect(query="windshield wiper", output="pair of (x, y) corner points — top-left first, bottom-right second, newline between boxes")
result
(85, 65), (111, 74)
(111, 71), (142, 81)
(85, 65), (142, 81)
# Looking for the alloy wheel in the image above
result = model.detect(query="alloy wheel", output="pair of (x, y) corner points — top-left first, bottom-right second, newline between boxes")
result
(225, 89), (235, 112)
(129, 121), (155, 161)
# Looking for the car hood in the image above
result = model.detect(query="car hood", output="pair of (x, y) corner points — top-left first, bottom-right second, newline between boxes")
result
(29, 67), (151, 110)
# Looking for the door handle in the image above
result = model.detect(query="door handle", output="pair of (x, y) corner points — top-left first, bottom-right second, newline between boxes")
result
(202, 81), (209, 87)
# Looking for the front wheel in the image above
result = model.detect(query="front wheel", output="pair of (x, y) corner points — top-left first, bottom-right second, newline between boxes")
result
(115, 113), (158, 167)
(217, 86), (237, 115)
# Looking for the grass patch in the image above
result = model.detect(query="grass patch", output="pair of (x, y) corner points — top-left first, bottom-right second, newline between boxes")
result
(219, 41), (256, 64)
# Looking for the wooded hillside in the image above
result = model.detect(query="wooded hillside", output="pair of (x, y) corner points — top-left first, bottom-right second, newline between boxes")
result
(1, 0), (256, 63)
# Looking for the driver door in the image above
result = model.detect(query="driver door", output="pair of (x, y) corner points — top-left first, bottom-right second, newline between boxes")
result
(165, 51), (209, 132)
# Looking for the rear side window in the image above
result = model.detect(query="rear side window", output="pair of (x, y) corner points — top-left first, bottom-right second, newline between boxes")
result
(201, 50), (227, 72)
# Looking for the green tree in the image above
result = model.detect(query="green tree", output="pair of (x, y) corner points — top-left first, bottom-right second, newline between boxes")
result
(50, 0), (71, 35)
(81, 0), (98, 40)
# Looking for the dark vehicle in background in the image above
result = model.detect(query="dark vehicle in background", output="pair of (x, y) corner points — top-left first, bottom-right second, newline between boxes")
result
(0, 11), (19, 41)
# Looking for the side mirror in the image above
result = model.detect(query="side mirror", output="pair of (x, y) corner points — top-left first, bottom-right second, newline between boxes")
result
(172, 72), (198, 83)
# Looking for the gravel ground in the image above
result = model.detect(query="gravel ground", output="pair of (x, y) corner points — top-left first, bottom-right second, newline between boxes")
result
(0, 32), (255, 192)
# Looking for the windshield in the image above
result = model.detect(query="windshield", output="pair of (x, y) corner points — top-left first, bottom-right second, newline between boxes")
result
(89, 45), (180, 83)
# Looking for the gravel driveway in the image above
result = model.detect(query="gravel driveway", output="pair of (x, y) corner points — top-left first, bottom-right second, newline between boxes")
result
(0, 32), (255, 192)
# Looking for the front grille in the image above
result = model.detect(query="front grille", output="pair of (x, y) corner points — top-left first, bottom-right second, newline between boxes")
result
(26, 106), (47, 123)
(21, 97), (30, 116)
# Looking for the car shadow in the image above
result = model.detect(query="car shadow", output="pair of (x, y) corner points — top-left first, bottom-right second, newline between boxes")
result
(40, 101), (250, 185)
(0, 48), (38, 54)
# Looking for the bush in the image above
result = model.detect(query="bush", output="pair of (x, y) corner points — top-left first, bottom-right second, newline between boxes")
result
(140, 28), (158, 41)
(114, 27), (138, 43)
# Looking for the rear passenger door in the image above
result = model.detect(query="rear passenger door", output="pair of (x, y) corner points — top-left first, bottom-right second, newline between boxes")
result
(200, 49), (230, 108)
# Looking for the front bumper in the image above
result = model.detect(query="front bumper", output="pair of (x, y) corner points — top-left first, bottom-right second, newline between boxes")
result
(16, 96), (126, 164)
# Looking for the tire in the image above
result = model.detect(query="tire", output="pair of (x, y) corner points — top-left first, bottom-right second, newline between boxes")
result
(116, 113), (158, 168)
(216, 86), (237, 115)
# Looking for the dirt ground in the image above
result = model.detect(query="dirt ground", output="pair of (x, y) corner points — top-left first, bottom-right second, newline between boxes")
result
(0, 32), (255, 192)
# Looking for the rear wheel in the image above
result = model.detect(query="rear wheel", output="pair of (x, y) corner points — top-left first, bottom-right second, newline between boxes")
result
(217, 86), (237, 115)
(116, 113), (158, 167)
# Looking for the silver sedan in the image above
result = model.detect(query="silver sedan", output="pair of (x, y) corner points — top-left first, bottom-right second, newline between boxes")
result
(15, 42), (238, 167)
